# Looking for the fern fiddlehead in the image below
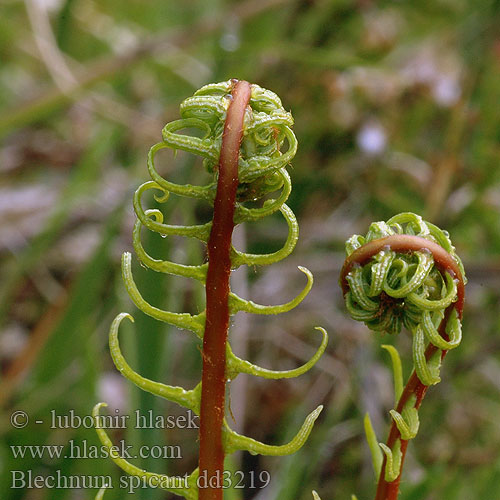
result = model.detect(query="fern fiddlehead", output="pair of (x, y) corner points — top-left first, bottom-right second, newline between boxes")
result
(93, 79), (326, 500)
(339, 213), (466, 500)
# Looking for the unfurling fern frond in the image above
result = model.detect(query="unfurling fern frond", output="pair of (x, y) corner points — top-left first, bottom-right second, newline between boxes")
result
(339, 212), (466, 500)
(93, 80), (326, 500)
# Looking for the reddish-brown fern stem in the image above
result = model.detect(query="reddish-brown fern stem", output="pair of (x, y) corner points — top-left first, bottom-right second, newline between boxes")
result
(198, 79), (251, 500)
(340, 235), (465, 500)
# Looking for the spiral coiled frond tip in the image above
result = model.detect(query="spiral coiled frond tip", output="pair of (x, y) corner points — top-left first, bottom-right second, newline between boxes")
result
(340, 212), (465, 386)
(340, 212), (466, 497)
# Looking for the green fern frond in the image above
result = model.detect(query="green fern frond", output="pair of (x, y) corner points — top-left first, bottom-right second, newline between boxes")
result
(340, 212), (466, 498)
(94, 80), (327, 499)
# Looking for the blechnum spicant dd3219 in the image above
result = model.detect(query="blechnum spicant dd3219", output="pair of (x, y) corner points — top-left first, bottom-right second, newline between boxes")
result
(92, 80), (328, 500)
(331, 213), (466, 500)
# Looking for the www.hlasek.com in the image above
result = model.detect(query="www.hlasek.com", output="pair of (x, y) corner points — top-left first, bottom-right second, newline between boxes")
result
(11, 470), (271, 493)
(11, 439), (183, 460)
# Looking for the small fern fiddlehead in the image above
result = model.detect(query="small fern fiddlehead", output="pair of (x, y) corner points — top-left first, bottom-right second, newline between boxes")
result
(339, 212), (466, 500)
(93, 80), (326, 500)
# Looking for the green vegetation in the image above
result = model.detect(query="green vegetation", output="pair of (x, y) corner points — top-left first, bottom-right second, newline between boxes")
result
(1, 1), (499, 499)
(339, 213), (465, 499)
(94, 79), (325, 500)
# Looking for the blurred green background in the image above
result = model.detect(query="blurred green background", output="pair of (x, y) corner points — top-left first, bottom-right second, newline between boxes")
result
(1, 0), (500, 499)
